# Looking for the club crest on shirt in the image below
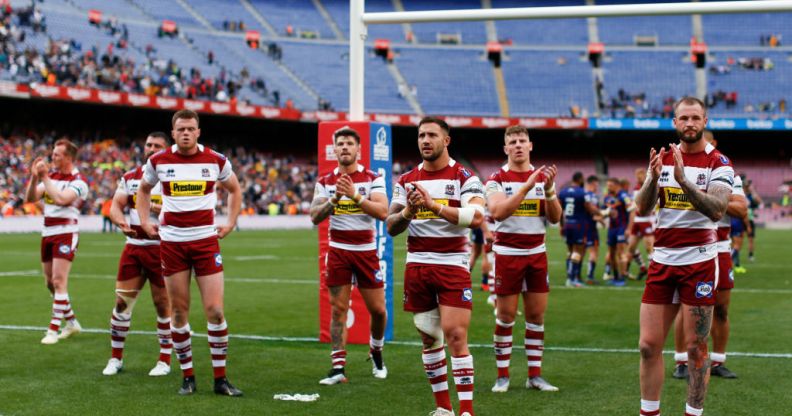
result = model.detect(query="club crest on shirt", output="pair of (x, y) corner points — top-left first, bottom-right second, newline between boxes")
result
(358, 186), (366, 196)
(201, 168), (210, 178)
(696, 173), (706, 186)
(695, 281), (713, 298)
(461, 288), (473, 302)
(58, 244), (71, 254)
(445, 184), (455, 196)
(535, 186), (544, 197)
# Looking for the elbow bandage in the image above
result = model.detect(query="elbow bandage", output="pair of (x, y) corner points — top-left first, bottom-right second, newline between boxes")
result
(413, 308), (444, 348)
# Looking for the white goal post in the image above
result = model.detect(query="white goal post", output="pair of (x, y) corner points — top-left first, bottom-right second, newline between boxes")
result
(348, 0), (792, 121)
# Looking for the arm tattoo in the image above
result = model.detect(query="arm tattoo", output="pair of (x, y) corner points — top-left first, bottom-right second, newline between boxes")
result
(687, 305), (713, 408)
(310, 198), (334, 224)
(679, 181), (730, 222)
(386, 203), (410, 236)
(635, 177), (658, 217)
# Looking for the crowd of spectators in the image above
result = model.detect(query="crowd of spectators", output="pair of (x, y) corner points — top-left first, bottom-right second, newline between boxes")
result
(0, 130), (319, 218)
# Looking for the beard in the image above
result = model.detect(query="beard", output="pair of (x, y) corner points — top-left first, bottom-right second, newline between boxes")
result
(421, 147), (443, 162)
(676, 128), (703, 143)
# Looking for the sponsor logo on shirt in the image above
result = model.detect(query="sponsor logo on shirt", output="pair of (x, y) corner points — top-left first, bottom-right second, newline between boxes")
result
(662, 188), (694, 210)
(415, 199), (449, 219)
(170, 181), (207, 196)
(44, 193), (54, 204)
(695, 281), (713, 298)
(514, 199), (541, 217)
(334, 200), (363, 215)
(132, 194), (162, 204)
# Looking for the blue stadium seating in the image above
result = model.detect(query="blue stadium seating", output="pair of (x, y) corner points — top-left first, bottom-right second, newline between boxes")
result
(491, 0), (589, 45)
(706, 51), (792, 116)
(249, 0), (335, 39)
(595, 0), (692, 45)
(401, 0), (488, 45)
(183, 0), (267, 33)
(503, 50), (594, 117)
(131, 0), (204, 29)
(324, 0), (404, 42)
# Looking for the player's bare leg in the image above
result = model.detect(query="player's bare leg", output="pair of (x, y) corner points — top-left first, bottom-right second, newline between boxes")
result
(320, 284), (352, 385)
(360, 287), (388, 379)
(613, 242), (629, 285)
(710, 290), (736, 378)
(639, 303), (680, 414)
(42, 259), (80, 344)
(679, 303), (714, 414)
(148, 277), (173, 376)
(586, 242), (599, 284)
(522, 291), (557, 391)
(195, 271), (241, 396)
(440, 305), (474, 416)
(672, 311), (689, 380)
(103, 275), (145, 375)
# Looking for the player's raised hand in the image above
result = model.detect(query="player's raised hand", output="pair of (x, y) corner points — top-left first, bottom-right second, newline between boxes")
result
(543, 164), (558, 190)
(34, 159), (49, 177)
(411, 182), (435, 210)
(336, 174), (356, 199)
(30, 157), (43, 178)
(669, 143), (686, 184)
(648, 147), (665, 181)
(523, 165), (546, 193)
(405, 184), (423, 214)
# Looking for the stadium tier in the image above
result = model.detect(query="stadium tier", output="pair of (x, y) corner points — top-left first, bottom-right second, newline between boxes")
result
(2, 0), (791, 117)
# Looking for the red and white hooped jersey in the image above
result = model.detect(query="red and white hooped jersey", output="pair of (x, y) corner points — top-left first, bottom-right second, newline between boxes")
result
(142, 144), (233, 242)
(314, 165), (386, 251)
(485, 164), (548, 256)
(716, 174), (744, 253)
(37, 168), (89, 237)
(116, 166), (163, 246)
(653, 143), (734, 265)
(392, 159), (484, 269)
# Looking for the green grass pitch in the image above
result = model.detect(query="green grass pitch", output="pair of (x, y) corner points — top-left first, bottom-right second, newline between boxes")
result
(0, 228), (790, 415)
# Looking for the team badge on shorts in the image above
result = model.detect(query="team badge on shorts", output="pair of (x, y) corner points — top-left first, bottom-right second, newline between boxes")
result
(214, 253), (223, 266)
(729, 268), (734, 281)
(462, 288), (473, 302)
(695, 281), (714, 298)
(402, 292), (408, 304)
(58, 244), (71, 254)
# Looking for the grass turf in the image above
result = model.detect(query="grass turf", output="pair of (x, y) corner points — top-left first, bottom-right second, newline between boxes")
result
(0, 228), (790, 415)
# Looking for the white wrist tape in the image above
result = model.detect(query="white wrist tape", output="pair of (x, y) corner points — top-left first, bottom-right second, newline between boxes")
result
(457, 207), (476, 228)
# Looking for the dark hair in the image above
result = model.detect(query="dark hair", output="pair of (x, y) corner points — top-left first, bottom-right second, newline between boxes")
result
(673, 96), (707, 117)
(586, 175), (599, 184)
(171, 109), (200, 127)
(333, 127), (360, 144)
(418, 116), (450, 135)
(147, 131), (170, 143)
(572, 171), (584, 184)
(505, 125), (530, 138)
(54, 138), (78, 159)
(607, 177), (620, 185)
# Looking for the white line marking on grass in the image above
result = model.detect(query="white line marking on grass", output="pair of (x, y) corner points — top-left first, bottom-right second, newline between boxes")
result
(1, 324), (790, 359)
(0, 270), (39, 277)
(231, 255), (280, 261)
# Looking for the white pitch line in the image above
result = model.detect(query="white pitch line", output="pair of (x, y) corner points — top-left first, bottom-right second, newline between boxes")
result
(2, 270), (792, 294)
(1, 324), (790, 359)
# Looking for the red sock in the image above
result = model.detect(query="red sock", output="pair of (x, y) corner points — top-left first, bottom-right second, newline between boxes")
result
(331, 349), (347, 369)
(49, 293), (69, 332)
(525, 323), (545, 378)
(156, 316), (172, 364)
(207, 321), (228, 379)
(451, 355), (474, 415)
(422, 347), (452, 411)
(171, 324), (194, 378)
(494, 319), (514, 379)
(110, 310), (131, 360)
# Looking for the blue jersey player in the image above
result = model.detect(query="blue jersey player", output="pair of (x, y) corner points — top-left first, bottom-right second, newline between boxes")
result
(559, 172), (590, 287)
(583, 176), (604, 284)
(603, 178), (633, 286)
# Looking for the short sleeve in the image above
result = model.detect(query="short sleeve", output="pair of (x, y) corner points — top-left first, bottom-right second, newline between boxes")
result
(732, 175), (745, 197)
(115, 176), (128, 196)
(461, 175), (485, 206)
(485, 173), (504, 198)
(142, 160), (159, 185)
(313, 179), (328, 200)
(69, 177), (89, 199)
(391, 176), (407, 207)
(370, 175), (386, 195)
(218, 157), (233, 182)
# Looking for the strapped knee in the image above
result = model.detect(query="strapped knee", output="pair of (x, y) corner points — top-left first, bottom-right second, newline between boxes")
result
(413, 308), (443, 349)
(115, 289), (140, 314)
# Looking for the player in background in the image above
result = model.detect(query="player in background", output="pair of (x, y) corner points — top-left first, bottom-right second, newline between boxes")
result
(671, 130), (747, 380)
(102, 132), (173, 377)
(744, 179), (762, 264)
(469, 220), (494, 291)
(310, 127), (389, 385)
(138, 110), (243, 397)
(626, 168), (654, 280)
(603, 177), (633, 286)
(729, 197), (750, 274)
(486, 125), (562, 393)
(387, 117), (485, 416)
(25, 139), (88, 345)
(559, 172), (600, 287)
(636, 97), (733, 416)
(583, 175), (603, 284)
